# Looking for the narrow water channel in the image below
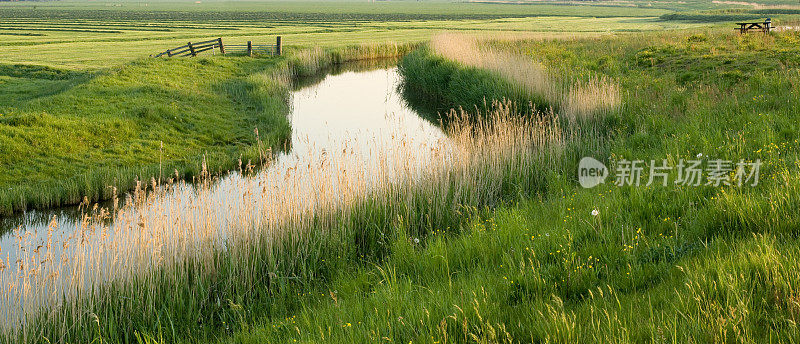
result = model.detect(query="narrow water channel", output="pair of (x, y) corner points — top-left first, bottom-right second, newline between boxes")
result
(0, 63), (451, 301)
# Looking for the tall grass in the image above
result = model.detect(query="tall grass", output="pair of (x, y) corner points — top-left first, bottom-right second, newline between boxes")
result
(280, 43), (416, 79)
(0, 98), (562, 343)
(217, 28), (800, 343)
(428, 33), (620, 121)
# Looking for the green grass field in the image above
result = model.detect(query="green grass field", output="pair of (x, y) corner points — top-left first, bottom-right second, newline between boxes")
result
(3, 0), (800, 342)
(0, 57), (294, 214)
(0, 14), (688, 69)
(284, 28), (800, 343)
(0, 0), (714, 214)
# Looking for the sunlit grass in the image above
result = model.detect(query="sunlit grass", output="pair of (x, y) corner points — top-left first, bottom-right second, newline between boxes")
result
(3, 11), (800, 343)
(1, 97), (563, 343)
(429, 32), (621, 121)
(218, 27), (800, 343)
(0, 43), (412, 216)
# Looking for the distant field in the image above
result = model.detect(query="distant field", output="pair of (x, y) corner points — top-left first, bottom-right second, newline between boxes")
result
(0, 17), (698, 69)
(3, 0), (800, 69)
(0, 2), (702, 69)
(0, 0), (672, 17)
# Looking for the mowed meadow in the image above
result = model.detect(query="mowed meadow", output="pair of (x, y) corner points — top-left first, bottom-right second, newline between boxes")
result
(1, 0), (694, 69)
(2, 0), (800, 343)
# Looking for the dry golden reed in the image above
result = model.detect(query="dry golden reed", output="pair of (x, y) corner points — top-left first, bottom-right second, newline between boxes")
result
(0, 99), (561, 342)
(430, 33), (621, 121)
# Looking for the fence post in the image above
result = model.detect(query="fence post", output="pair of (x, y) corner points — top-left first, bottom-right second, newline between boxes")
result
(276, 36), (282, 56)
(218, 37), (225, 55)
(247, 41), (252, 57)
(188, 42), (196, 57)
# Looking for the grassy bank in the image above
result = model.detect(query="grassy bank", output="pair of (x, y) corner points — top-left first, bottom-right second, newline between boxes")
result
(398, 46), (533, 119)
(219, 29), (800, 342)
(4, 100), (562, 343)
(0, 43), (412, 217)
(399, 33), (619, 122)
(6, 20), (800, 344)
(0, 57), (290, 216)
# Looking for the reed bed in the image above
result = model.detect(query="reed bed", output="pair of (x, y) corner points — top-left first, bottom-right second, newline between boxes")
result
(429, 33), (620, 121)
(0, 99), (562, 343)
(284, 43), (416, 78)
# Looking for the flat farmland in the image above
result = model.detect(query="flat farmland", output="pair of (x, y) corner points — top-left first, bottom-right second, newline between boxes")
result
(0, 1), (698, 69)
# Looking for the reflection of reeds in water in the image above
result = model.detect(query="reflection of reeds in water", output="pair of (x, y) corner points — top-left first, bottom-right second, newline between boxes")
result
(0, 100), (561, 343)
(430, 33), (620, 121)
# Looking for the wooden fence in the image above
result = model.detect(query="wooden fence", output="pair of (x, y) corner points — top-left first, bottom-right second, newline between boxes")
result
(153, 36), (281, 58)
(226, 38), (282, 56)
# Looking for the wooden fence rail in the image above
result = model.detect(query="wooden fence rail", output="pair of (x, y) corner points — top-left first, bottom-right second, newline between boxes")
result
(152, 36), (282, 58)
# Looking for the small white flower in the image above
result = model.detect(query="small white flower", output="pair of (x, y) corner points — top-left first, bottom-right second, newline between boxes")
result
(591, 209), (599, 216)
(696, 153), (703, 158)
(413, 238), (420, 244)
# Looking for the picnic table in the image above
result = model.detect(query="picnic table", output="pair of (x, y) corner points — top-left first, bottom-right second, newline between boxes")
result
(735, 19), (772, 34)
